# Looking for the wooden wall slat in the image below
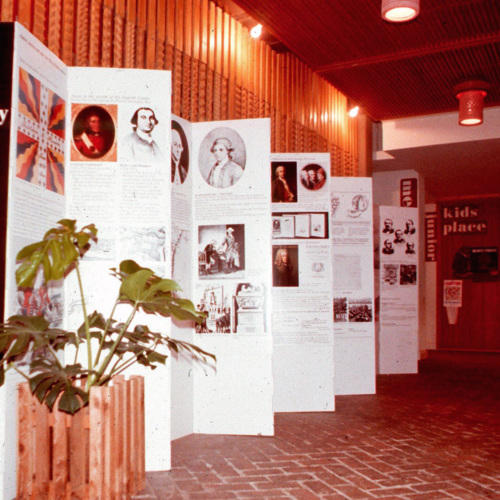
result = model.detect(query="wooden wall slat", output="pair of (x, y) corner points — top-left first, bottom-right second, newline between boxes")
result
(0, 0), (358, 174)
(89, 0), (103, 66)
(48, 0), (63, 57)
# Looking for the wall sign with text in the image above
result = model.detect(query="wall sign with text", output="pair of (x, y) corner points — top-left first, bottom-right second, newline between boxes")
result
(400, 178), (417, 207)
(441, 204), (488, 236)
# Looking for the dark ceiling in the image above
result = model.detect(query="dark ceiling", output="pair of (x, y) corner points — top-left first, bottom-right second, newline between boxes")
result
(225, 0), (500, 122)
(218, 0), (500, 201)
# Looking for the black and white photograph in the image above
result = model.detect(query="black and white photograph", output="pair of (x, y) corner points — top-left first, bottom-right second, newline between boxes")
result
(198, 224), (245, 278)
(400, 264), (417, 285)
(382, 239), (395, 255)
(300, 163), (327, 191)
(171, 120), (189, 184)
(271, 161), (297, 203)
(119, 227), (167, 262)
(382, 263), (399, 285)
(272, 212), (329, 239)
(120, 106), (163, 163)
(272, 245), (299, 287)
(198, 127), (246, 188)
(348, 299), (373, 322)
(233, 282), (267, 334)
(195, 284), (232, 334)
(334, 297), (347, 322)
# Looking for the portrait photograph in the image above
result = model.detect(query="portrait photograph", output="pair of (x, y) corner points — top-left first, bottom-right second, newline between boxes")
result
(198, 224), (245, 278)
(300, 163), (327, 191)
(120, 106), (164, 163)
(198, 127), (246, 188)
(272, 245), (299, 287)
(171, 120), (189, 184)
(271, 161), (297, 203)
(71, 104), (117, 161)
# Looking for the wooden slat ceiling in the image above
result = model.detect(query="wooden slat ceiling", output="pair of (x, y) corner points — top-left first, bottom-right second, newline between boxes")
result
(224, 0), (500, 121)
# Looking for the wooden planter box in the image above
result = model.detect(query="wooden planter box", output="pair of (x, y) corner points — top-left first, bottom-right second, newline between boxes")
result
(17, 376), (145, 499)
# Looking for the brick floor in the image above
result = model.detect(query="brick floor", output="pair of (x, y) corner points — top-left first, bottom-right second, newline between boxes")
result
(133, 368), (500, 499)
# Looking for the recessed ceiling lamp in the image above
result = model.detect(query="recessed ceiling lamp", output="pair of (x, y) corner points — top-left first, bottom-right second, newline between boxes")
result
(454, 80), (490, 126)
(381, 0), (419, 22)
(250, 24), (262, 38)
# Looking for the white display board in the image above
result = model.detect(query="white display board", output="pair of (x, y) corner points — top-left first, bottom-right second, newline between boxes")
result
(331, 177), (376, 395)
(191, 118), (274, 435)
(170, 114), (196, 440)
(379, 206), (419, 373)
(270, 153), (334, 412)
(66, 66), (173, 470)
(1, 24), (68, 498)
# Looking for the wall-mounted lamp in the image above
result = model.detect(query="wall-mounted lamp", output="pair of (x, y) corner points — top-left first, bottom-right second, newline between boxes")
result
(250, 24), (262, 39)
(348, 106), (360, 118)
(454, 80), (490, 126)
(381, 0), (419, 22)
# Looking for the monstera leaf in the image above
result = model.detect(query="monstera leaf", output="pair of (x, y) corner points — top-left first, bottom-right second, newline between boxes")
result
(15, 219), (97, 287)
(112, 260), (206, 324)
(0, 221), (213, 414)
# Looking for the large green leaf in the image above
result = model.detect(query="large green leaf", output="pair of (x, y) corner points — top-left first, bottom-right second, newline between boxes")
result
(15, 220), (97, 287)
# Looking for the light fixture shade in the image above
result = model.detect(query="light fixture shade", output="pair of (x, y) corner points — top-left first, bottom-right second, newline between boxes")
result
(454, 81), (490, 126)
(381, 0), (419, 22)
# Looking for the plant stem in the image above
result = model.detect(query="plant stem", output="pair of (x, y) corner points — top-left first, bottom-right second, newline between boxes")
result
(93, 303), (139, 384)
(74, 261), (92, 391)
(93, 299), (119, 366)
(9, 363), (31, 382)
(107, 337), (158, 379)
(47, 345), (63, 369)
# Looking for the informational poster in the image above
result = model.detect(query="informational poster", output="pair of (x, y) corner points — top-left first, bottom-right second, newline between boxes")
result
(379, 206), (419, 373)
(192, 118), (274, 436)
(271, 153), (334, 412)
(443, 280), (462, 307)
(331, 177), (376, 395)
(65, 67), (172, 471)
(1, 24), (68, 499)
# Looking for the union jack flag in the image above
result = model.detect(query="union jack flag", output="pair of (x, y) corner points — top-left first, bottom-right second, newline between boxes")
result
(16, 67), (65, 194)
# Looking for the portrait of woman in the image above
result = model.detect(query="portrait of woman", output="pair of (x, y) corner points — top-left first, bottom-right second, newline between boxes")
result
(199, 127), (246, 188)
(273, 246), (299, 287)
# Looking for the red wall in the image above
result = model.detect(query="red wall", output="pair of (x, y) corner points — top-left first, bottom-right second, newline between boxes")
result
(437, 197), (500, 350)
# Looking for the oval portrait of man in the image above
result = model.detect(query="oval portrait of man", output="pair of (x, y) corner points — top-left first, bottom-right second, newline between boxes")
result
(198, 127), (246, 189)
(72, 105), (115, 160)
(171, 120), (190, 184)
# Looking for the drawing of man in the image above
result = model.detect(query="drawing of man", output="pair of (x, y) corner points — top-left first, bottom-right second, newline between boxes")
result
(122, 107), (162, 162)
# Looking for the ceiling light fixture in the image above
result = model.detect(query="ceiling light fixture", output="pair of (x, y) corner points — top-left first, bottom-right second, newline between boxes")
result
(250, 24), (262, 39)
(381, 0), (419, 22)
(348, 106), (360, 118)
(454, 80), (490, 126)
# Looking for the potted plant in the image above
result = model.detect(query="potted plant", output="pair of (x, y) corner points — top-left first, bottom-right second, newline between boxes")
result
(0, 219), (213, 497)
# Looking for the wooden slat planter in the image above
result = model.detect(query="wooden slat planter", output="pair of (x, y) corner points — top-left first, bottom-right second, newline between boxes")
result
(17, 376), (145, 499)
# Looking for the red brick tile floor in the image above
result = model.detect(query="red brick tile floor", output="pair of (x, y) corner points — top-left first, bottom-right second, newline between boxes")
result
(133, 367), (500, 499)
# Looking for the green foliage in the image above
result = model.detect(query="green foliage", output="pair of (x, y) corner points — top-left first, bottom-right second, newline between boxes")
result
(0, 220), (213, 414)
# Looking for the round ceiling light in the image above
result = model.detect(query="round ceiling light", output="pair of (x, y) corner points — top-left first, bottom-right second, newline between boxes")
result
(382, 0), (420, 22)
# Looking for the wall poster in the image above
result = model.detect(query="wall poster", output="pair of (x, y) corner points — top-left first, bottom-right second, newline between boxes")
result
(271, 153), (334, 412)
(331, 177), (376, 395)
(379, 205), (419, 374)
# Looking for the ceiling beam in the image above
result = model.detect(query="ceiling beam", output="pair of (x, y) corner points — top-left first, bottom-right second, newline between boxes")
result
(316, 32), (500, 73)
